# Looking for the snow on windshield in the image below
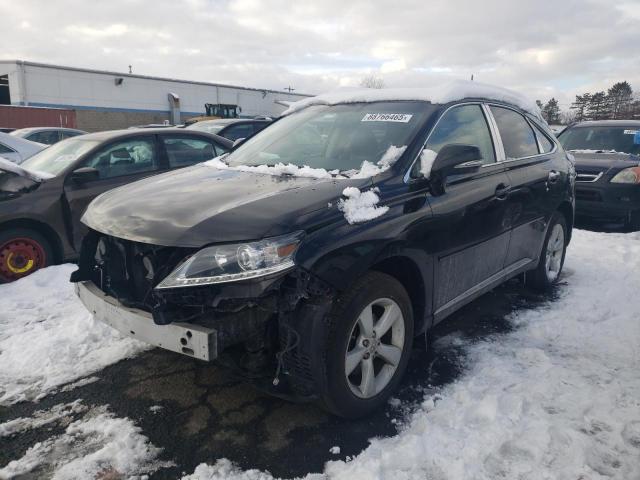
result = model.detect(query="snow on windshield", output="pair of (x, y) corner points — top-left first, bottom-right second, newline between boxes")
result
(283, 80), (543, 121)
(204, 143), (408, 180)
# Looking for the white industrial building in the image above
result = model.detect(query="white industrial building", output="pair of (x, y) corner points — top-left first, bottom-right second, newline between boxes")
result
(0, 60), (309, 131)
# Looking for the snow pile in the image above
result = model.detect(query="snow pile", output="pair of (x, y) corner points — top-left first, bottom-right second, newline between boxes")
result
(0, 406), (171, 479)
(0, 264), (149, 405)
(181, 229), (640, 479)
(419, 149), (438, 178)
(337, 187), (389, 224)
(0, 157), (54, 181)
(0, 400), (87, 437)
(283, 80), (543, 121)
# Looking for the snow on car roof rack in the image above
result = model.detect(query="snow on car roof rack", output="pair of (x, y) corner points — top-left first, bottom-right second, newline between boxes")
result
(282, 79), (543, 121)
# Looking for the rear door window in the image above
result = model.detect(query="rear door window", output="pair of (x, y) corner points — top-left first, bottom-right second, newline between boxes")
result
(531, 123), (555, 153)
(162, 136), (225, 168)
(490, 106), (539, 159)
(82, 136), (158, 179)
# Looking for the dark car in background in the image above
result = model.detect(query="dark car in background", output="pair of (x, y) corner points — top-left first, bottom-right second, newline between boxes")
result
(0, 128), (231, 282)
(72, 85), (575, 418)
(558, 120), (640, 228)
(187, 117), (272, 141)
(10, 127), (88, 145)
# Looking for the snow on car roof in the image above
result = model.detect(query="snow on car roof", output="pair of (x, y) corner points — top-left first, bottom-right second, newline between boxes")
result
(283, 79), (543, 121)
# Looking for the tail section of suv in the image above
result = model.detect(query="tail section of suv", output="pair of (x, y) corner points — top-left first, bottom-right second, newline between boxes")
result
(72, 81), (574, 417)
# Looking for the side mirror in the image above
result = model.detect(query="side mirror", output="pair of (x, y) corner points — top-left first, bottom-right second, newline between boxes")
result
(70, 167), (99, 184)
(431, 144), (483, 175)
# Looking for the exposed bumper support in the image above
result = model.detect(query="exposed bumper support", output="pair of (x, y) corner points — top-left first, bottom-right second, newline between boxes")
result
(75, 281), (217, 361)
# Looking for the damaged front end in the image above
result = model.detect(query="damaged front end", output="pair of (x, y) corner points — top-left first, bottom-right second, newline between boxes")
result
(71, 230), (336, 399)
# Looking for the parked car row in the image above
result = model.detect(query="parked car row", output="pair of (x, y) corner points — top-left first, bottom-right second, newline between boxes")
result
(68, 83), (576, 417)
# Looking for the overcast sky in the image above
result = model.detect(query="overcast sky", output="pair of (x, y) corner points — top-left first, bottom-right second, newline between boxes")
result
(3, 0), (640, 110)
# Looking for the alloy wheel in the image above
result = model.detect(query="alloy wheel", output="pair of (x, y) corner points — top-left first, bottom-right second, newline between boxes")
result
(344, 298), (405, 399)
(545, 223), (565, 282)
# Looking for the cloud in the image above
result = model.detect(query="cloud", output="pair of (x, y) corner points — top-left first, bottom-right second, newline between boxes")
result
(1, 0), (638, 108)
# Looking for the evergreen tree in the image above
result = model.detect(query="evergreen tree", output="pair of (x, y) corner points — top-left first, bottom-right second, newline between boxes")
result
(607, 81), (633, 119)
(571, 93), (591, 121)
(587, 91), (609, 120)
(542, 98), (560, 124)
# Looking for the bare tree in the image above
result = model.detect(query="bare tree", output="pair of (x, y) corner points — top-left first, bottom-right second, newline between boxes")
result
(360, 75), (385, 89)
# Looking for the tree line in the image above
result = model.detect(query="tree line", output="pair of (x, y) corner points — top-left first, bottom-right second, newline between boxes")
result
(537, 81), (640, 124)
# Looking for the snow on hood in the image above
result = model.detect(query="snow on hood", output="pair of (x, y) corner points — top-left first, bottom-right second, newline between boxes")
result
(337, 186), (389, 224)
(283, 80), (543, 121)
(0, 157), (54, 182)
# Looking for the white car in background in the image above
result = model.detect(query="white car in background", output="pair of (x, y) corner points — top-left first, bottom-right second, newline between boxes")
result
(0, 132), (46, 164)
(10, 127), (87, 145)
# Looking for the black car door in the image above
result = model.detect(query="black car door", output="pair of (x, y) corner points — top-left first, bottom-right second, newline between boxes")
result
(413, 104), (512, 318)
(62, 135), (165, 249)
(487, 106), (556, 266)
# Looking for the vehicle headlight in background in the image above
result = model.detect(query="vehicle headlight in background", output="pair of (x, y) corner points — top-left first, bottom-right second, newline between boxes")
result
(610, 166), (640, 184)
(156, 231), (303, 289)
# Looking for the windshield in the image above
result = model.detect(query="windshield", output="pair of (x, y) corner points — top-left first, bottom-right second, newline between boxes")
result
(559, 126), (640, 154)
(20, 137), (101, 176)
(225, 102), (433, 172)
(187, 122), (225, 134)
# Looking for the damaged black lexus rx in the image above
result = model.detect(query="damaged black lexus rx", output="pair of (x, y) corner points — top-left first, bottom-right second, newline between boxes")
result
(72, 84), (575, 418)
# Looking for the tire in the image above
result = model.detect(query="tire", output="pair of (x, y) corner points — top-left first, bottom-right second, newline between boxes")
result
(526, 212), (567, 291)
(0, 228), (54, 283)
(318, 271), (414, 418)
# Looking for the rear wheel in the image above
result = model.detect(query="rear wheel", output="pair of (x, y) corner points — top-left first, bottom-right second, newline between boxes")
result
(318, 271), (414, 418)
(0, 228), (53, 283)
(526, 212), (567, 290)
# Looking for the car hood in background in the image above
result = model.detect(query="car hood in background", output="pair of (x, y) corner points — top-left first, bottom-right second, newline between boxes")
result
(82, 164), (371, 247)
(571, 151), (640, 174)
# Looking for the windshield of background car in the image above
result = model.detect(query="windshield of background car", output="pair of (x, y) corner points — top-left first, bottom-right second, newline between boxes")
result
(559, 126), (640, 154)
(187, 122), (225, 134)
(225, 102), (433, 172)
(19, 138), (101, 176)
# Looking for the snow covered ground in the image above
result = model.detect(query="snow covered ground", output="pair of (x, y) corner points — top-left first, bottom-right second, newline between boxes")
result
(0, 264), (149, 405)
(1, 229), (639, 479)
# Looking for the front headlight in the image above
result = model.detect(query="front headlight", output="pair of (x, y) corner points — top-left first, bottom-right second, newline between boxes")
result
(610, 166), (640, 184)
(156, 231), (303, 289)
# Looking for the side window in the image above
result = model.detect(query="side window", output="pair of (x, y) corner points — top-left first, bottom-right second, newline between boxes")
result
(83, 137), (157, 179)
(0, 142), (15, 154)
(28, 130), (60, 145)
(162, 136), (220, 168)
(490, 106), (539, 159)
(223, 123), (254, 141)
(531, 122), (554, 153)
(413, 104), (495, 176)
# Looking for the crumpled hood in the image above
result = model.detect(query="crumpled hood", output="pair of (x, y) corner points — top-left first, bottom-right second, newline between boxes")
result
(82, 164), (370, 247)
(571, 151), (640, 174)
(0, 157), (52, 183)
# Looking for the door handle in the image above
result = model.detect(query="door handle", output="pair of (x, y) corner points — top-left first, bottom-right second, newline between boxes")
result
(548, 170), (560, 184)
(495, 183), (511, 200)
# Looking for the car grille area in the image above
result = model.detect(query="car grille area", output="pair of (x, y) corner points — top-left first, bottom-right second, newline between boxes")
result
(75, 230), (193, 313)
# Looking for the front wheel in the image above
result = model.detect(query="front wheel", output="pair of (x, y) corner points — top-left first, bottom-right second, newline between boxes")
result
(318, 271), (414, 418)
(526, 212), (567, 290)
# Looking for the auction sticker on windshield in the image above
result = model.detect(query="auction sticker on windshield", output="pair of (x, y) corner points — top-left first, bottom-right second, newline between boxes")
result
(362, 113), (413, 122)
(623, 129), (639, 135)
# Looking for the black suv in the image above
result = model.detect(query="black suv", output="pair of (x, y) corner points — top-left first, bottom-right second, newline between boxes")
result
(558, 120), (640, 228)
(72, 85), (574, 417)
